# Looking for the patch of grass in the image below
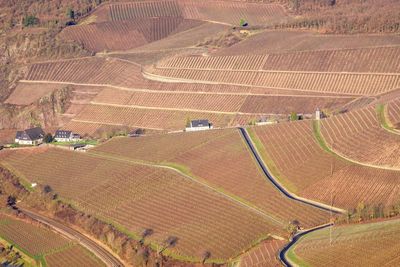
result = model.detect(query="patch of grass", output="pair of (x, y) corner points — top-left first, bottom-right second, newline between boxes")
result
(312, 120), (334, 154)
(0, 236), (40, 266)
(0, 163), (34, 192)
(51, 139), (98, 146)
(376, 104), (398, 133)
(246, 127), (298, 193)
(286, 242), (311, 267)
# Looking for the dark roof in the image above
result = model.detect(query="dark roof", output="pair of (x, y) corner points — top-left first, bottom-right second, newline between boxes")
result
(25, 127), (45, 140)
(55, 130), (72, 138)
(191, 119), (210, 128)
(16, 127), (45, 141)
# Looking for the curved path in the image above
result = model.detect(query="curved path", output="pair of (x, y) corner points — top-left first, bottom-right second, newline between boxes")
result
(278, 223), (333, 267)
(238, 127), (345, 214)
(19, 208), (124, 267)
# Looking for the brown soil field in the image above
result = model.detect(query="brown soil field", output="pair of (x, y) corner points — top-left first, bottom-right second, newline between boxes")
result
(45, 245), (105, 267)
(92, 0), (289, 26)
(160, 46), (400, 73)
(0, 214), (103, 266)
(93, 88), (353, 115)
(93, 129), (331, 229)
(152, 68), (400, 95)
(251, 120), (400, 209)
(1, 148), (286, 261)
(60, 18), (204, 52)
(25, 57), (149, 88)
(288, 219), (400, 266)
(72, 103), (258, 130)
(214, 30), (400, 56)
(388, 98), (400, 128)
(5, 83), (65, 106)
(238, 238), (286, 267)
(260, 46), (400, 73)
(320, 104), (400, 169)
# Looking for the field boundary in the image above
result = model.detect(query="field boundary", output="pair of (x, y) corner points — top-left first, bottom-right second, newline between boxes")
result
(240, 127), (346, 214)
(314, 120), (400, 171)
(19, 80), (356, 98)
(87, 150), (286, 227)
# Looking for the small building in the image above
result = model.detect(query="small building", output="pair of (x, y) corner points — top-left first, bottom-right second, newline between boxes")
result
(15, 127), (45, 145)
(186, 119), (213, 132)
(54, 130), (81, 142)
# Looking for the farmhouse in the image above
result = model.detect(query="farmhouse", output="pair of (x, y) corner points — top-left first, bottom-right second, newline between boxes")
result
(186, 119), (213, 132)
(54, 130), (81, 142)
(15, 127), (45, 145)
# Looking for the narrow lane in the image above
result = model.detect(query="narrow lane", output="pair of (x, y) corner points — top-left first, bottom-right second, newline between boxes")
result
(238, 127), (345, 214)
(278, 223), (333, 267)
(19, 208), (124, 267)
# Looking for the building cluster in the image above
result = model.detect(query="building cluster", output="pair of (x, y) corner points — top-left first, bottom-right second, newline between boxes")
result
(14, 127), (81, 146)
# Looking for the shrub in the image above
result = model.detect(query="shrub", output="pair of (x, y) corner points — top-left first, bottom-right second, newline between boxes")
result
(22, 15), (39, 27)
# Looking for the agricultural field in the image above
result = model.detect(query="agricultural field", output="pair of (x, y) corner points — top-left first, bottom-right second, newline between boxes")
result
(1, 147), (292, 261)
(151, 68), (400, 95)
(250, 120), (400, 209)
(0, 214), (104, 266)
(60, 18), (204, 52)
(320, 104), (400, 169)
(92, 129), (331, 229)
(287, 219), (400, 267)
(238, 238), (286, 267)
(92, 0), (289, 26)
(159, 46), (400, 73)
(214, 30), (400, 56)
(2, 1), (400, 266)
(387, 98), (400, 128)
(4, 83), (65, 106)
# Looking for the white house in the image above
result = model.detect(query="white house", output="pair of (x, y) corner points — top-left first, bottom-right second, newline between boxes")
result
(186, 119), (213, 132)
(15, 127), (45, 145)
(54, 130), (81, 142)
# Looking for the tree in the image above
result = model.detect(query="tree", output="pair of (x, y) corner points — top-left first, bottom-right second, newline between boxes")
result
(286, 220), (300, 238)
(22, 15), (39, 27)
(290, 112), (298, 121)
(66, 8), (75, 20)
(6, 196), (16, 207)
(43, 133), (53, 143)
(239, 18), (248, 27)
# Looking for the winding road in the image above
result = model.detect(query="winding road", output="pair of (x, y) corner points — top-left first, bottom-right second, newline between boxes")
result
(239, 127), (345, 214)
(19, 208), (124, 267)
(238, 127), (345, 266)
(278, 223), (333, 267)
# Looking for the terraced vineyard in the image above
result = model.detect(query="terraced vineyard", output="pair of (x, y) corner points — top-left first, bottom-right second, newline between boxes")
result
(94, 0), (288, 26)
(388, 98), (400, 127)
(151, 68), (400, 95)
(0, 215), (104, 266)
(25, 57), (150, 88)
(239, 238), (286, 267)
(1, 148), (286, 261)
(250, 120), (400, 209)
(320, 104), (400, 169)
(45, 245), (103, 267)
(93, 129), (331, 229)
(60, 18), (204, 52)
(214, 30), (400, 56)
(160, 46), (400, 73)
(93, 88), (353, 115)
(287, 219), (400, 266)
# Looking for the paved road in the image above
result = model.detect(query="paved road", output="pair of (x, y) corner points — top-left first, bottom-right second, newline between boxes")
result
(278, 223), (333, 267)
(19, 208), (124, 267)
(238, 127), (345, 214)
(238, 127), (345, 266)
